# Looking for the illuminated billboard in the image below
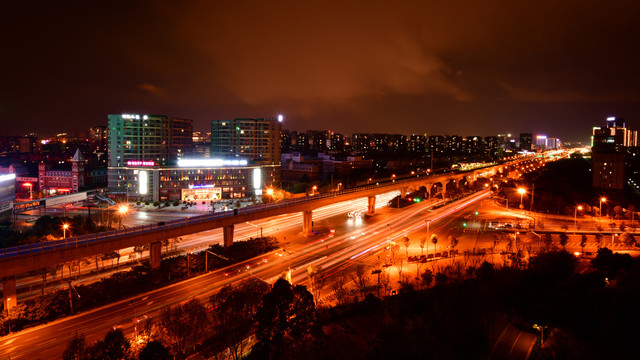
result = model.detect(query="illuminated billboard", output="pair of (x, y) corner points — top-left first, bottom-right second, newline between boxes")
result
(0, 174), (16, 220)
(139, 170), (148, 195)
(177, 159), (248, 167)
(127, 160), (155, 166)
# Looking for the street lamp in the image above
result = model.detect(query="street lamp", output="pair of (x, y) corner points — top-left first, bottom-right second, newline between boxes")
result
(517, 188), (526, 209)
(533, 324), (546, 345)
(117, 204), (129, 229)
(425, 219), (431, 255)
(22, 182), (33, 200)
(574, 205), (583, 230)
(599, 197), (606, 218)
(62, 223), (70, 246)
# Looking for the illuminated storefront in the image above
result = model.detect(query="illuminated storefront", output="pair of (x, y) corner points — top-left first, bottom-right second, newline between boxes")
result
(108, 159), (279, 201)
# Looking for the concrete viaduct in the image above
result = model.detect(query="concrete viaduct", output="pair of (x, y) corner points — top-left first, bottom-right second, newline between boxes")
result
(0, 158), (532, 310)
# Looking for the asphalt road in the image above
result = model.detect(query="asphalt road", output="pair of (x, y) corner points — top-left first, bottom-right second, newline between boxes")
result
(0, 191), (489, 359)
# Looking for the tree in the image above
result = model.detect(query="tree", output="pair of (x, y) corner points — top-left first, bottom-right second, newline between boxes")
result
(435, 272), (449, 286)
(431, 234), (438, 254)
(448, 235), (459, 254)
(595, 233), (603, 248)
(62, 333), (88, 360)
(102, 328), (130, 360)
(350, 264), (371, 298)
(380, 270), (391, 296)
(254, 279), (315, 358)
(139, 340), (171, 360)
(402, 236), (410, 259)
(307, 265), (325, 304)
(622, 233), (636, 248)
(210, 279), (270, 360)
(580, 234), (588, 254)
(619, 222), (627, 232)
(476, 261), (495, 281)
(559, 233), (569, 249)
(330, 272), (348, 305)
(420, 269), (434, 288)
(159, 298), (210, 357)
(419, 236), (426, 255)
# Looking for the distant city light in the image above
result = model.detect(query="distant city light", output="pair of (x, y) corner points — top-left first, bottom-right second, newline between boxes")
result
(606, 116), (616, 121)
(177, 159), (248, 167)
(278, 114), (283, 122)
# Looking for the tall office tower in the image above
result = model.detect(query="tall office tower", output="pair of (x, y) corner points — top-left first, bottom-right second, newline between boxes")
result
(519, 133), (533, 151)
(592, 116), (637, 190)
(592, 116), (638, 150)
(210, 117), (281, 165)
(108, 114), (193, 167)
(89, 125), (108, 164)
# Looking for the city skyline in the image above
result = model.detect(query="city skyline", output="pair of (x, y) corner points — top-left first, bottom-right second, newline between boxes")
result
(3, 1), (640, 141)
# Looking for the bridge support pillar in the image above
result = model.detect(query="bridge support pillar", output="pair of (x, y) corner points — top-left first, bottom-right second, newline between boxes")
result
(367, 196), (376, 215)
(301, 210), (314, 236)
(149, 241), (162, 271)
(223, 225), (234, 248)
(3, 276), (17, 311)
(149, 241), (162, 284)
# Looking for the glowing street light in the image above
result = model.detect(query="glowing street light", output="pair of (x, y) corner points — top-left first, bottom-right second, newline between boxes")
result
(266, 188), (274, 196)
(118, 204), (129, 229)
(62, 223), (69, 241)
(574, 205), (583, 229)
(517, 188), (526, 209)
(22, 182), (33, 200)
(599, 197), (607, 218)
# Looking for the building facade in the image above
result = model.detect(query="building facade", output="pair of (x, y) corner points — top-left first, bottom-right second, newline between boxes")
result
(108, 114), (193, 168)
(211, 118), (281, 165)
(112, 160), (279, 201)
(37, 149), (85, 196)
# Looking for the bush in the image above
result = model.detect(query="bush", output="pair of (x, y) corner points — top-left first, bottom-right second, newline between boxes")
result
(173, 200), (180, 207)
(136, 201), (141, 206)
(153, 201), (161, 207)
(144, 201), (150, 206)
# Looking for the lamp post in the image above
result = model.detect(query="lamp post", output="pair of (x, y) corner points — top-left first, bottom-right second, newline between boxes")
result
(117, 204), (129, 229)
(63, 223), (69, 239)
(23, 182), (33, 200)
(517, 188), (526, 209)
(574, 205), (583, 230)
(599, 197), (606, 218)
(425, 219), (431, 255)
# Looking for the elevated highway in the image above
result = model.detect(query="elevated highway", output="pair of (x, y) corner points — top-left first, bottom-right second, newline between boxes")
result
(0, 156), (537, 309)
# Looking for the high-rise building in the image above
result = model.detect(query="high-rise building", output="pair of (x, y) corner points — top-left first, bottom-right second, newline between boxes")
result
(519, 133), (533, 151)
(89, 126), (108, 164)
(592, 116), (638, 150)
(591, 116), (636, 190)
(108, 114), (193, 167)
(210, 118), (281, 165)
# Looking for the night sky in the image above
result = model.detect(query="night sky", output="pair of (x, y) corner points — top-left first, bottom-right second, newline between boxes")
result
(2, 0), (640, 142)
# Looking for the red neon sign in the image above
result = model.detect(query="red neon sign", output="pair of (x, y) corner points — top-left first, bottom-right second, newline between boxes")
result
(127, 160), (155, 166)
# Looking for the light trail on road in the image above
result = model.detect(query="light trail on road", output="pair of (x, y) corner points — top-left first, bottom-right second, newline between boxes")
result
(0, 191), (487, 359)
